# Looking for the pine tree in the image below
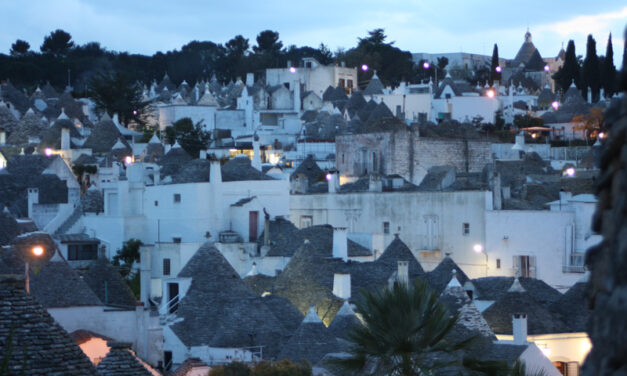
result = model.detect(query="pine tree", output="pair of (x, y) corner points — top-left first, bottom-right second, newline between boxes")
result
(582, 34), (601, 102)
(601, 33), (617, 98)
(490, 44), (501, 86)
(553, 40), (580, 94)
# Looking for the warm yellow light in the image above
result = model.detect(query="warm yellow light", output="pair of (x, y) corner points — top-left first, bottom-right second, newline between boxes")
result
(32, 246), (44, 256)
(487, 89), (495, 98)
(473, 244), (483, 253)
(124, 156), (133, 165)
(44, 148), (53, 157)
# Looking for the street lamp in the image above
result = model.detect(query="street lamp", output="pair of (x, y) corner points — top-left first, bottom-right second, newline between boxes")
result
(26, 246), (45, 294)
(473, 243), (488, 277)
(495, 66), (502, 73)
(361, 64), (369, 72)
(422, 61), (437, 86)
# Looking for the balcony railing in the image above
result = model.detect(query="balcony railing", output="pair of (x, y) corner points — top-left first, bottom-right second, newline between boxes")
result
(563, 253), (585, 273)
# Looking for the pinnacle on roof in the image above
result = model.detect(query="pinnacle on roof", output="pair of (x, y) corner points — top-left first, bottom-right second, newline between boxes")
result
(507, 278), (526, 293)
(172, 140), (181, 149)
(303, 306), (323, 323)
(148, 133), (160, 144)
(246, 262), (258, 277)
(57, 107), (69, 120)
(26, 107), (35, 115)
(111, 138), (127, 150)
(335, 300), (356, 316)
(445, 270), (462, 289)
(570, 79), (576, 88)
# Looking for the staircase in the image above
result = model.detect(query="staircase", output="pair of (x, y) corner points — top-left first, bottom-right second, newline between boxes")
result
(53, 204), (83, 235)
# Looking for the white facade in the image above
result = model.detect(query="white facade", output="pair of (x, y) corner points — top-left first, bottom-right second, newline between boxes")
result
(432, 93), (501, 123)
(290, 190), (493, 276)
(83, 163), (290, 256)
(266, 59), (358, 98)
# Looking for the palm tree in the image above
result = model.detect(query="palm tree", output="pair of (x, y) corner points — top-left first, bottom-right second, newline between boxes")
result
(336, 279), (474, 375)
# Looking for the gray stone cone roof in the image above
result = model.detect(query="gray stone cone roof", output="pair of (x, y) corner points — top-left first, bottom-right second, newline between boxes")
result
(96, 342), (152, 376)
(266, 225), (371, 258)
(243, 274), (277, 296)
(81, 189), (104, 213)
(482, 290), (564, 335)
(30, 258), (103, 308)
(363, 75), (384, 96)
(261, 294), (304, 333)
(513, 40), (545, 71)
(144, 142), (164, 163)
(1, 82), (30, 114)
(290, 155), (324, 184)
(256, 217), (300, 254)
(82, 257), (137, 308)
(277, 317), (340, 364)
(171, 157), (274, 183)
(439, 279), (495, 339)
(83, 117), (127, 153)
(158, 146), (192, 177)
(434, 77), (462, 99)
(39, 118), (81, 149)
(550, 282), (589, 332)
(0, 210), (20, 246)
(0, 104), (18, 132)
(170, 357), (209, 376)
(472, 276), (561, 306)
(426, 256), (471, 294)
(328, 303), (361, 341)
(171, 244), (289, 357)
(537, 87), (556, 107)
(7, 110), (46, 144)
(221, 156), (273, 181)
(0, 275), (99, 375)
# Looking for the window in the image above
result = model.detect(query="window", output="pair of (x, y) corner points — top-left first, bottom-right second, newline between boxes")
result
(173, 194), (181, 203)
(513, 255), (536, 278)
(462, 223), (470, 235)
(300, 215), (313, 229)
(496, 258), (501, 269)
(341, 153), (345, 164)
(154, 201), (158, 206)
(67, 244), (98, 260)
(445, 93), (452, 99)
(172, 237), (181, 243)
(339, 78), (346, 88)
(163, 258), (171, 276)
(372, 151), (378, 173)
(383, 222), (390, 234)
(347, 80), (353, 89)
(164, 351), (173, 371)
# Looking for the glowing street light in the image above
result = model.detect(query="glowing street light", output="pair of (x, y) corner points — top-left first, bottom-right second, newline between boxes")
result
(473, 244), (488, 276)
(551, 101), (560, 111)
(361, 64), (369, 72)
(422, 61), (430, 69)
(289, 67), (297, 74)
(32, 246), (44, 257)
(486, 89), (495, 98)
(544, 65), (550, 72)
(44, 148), (53, 157)
(565, 167), (576, 177)
(326, 173), (332, 181)
(124, 156), (133, 165)
(473, 244), (484, 253)
(495, 66), (502, 73)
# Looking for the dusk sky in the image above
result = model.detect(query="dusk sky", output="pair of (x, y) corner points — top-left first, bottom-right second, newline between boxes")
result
(1, 0), (625, 66)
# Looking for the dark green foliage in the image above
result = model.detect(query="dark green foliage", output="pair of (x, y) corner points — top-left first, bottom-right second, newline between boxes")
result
(10, 40), (30, 56)
(553, 40), (580, 93)
(166, 117), (211, 158)
(601, 33), (617, 98)
(338, 28), (414, 88)
(336, 279), (474, 375)
(87, 71), (150, 128)
(112, 238), (143, 267)
(490, 44), (501, 86)
(513, 114), (544, 129)
(40, 29), (74, 55)
(582, 35), (600, 102)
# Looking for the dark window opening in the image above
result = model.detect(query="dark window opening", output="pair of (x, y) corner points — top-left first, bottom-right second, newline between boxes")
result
(338, 79), (346, 88)
(68, 244), (98, 260)
(466, 290), (473, 300)
(172, 237), (181, 243)
(496, 259), (501, 269)
(463, 223), (470, 235)
(163, 258), (171, 276)
(173, 194), (181, 203)
(154, 201), (159, 206)
(164, 351), (173, 371)
(383, 222), (390, 234)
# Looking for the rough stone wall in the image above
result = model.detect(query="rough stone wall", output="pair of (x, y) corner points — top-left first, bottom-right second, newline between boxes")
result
(583, 66), (627, 375)
(336, 131), (492, 185)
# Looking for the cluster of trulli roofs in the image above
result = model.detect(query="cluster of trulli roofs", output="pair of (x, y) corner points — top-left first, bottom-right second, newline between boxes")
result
(0, 30), (610, 375)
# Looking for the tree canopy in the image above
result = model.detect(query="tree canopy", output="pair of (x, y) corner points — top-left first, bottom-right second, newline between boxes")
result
(10, 40), (30, 56)
(87, 71), (150, 128)
(553, 40), (580, 93)
(40, 29), (74, 55)
(582, 34), (600, 102)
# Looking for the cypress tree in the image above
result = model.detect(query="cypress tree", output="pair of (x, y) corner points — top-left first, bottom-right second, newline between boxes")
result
(582, 34), (600, 102)
(601, 33), (616, 98)
(489, 44), (501, 86)
(553, 40), (580, 93)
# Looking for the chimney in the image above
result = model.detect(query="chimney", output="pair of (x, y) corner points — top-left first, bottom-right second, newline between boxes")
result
(332, 273), (351, 300)
(587, 88), (592, 104)
(210, 159), (222, 184)
(368, 174), (382, 192)
(559, 190), (572, 204)
(246, 73), (254, 87)
(328, 170), (339, 193)
(512, 313), (528, 345)
(0, 128), (5, 145)
(397, 261), (409, 285)
(252, 137), (262, 171)
(332, 227), (348, 261)
(27, 188), (39, 218)
(199, 150), (207, 160)
(61, 126), (70, 150)
(293, 80), (301, 112)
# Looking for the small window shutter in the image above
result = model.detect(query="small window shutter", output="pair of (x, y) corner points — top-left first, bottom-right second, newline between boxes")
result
(529, 256), (536, 278)
(567, 361), (579, 376)
(513, 256), (521, 277)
